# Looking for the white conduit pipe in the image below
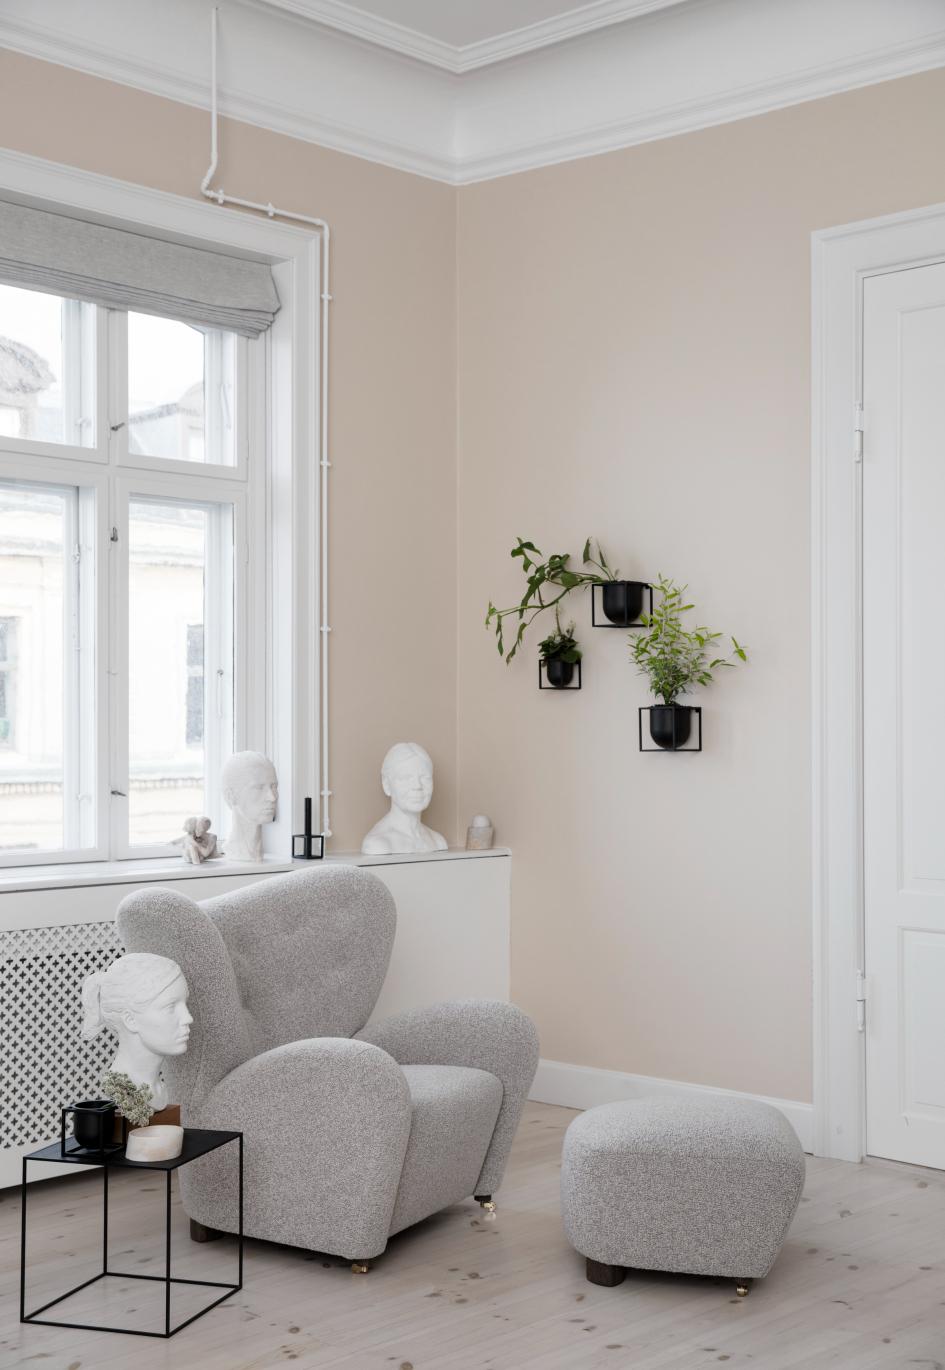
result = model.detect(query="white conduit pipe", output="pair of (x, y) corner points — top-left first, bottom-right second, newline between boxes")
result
(201, 6), (333, 839)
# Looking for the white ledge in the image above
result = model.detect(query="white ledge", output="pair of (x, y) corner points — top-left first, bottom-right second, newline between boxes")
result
(0, 855), (294, 895)
(322, 847), (511, 868)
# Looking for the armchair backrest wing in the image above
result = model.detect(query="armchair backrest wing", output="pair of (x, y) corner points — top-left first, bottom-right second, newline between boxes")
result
(116, 885), (249, 1108)
(117, 866), (397, 1102)
(199, 866), (396, 1057)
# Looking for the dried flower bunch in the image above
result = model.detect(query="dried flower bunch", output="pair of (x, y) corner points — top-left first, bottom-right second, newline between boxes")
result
(100, 1069), (154, 1129)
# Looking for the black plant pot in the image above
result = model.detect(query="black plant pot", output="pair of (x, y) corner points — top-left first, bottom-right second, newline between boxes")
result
(70, 1099), (116, 1151)
(600, 580), (646, 626)
(649, 704), (693, 750)
(544, 658), (575, 688)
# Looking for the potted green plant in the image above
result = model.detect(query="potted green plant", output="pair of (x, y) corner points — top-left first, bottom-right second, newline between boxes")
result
(538, 612), (582, 688)
(631, 575), (747, 749)
(486, 537), (621, 662)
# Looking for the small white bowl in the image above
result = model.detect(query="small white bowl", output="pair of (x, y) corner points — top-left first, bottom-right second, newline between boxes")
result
(125, 1124), (184, 1162)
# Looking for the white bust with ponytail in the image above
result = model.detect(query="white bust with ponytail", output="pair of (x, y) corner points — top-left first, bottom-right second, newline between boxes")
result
(81, 953), (192, 1112)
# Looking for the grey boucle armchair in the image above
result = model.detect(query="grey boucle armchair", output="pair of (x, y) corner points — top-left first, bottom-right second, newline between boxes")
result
(116, 865), (539, 1269)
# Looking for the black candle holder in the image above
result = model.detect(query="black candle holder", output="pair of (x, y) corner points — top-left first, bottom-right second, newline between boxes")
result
(293, 833), (325, 859)
(293, 795), (324, 859)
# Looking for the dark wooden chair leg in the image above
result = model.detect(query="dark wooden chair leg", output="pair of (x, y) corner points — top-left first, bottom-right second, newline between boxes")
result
(190, 1217), (224, 1243)
(586, 1258), (625, 1287)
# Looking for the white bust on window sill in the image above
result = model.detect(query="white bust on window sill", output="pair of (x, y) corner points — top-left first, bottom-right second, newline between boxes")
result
(361, 742), (448, 856)
(81, 953), (192, 1113)
(222, 751), (278, 862)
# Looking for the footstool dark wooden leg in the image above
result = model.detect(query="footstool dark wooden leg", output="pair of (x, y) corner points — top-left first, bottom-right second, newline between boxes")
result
(586, 1258), (626, 1287)
(190, 1217), (224, 1243)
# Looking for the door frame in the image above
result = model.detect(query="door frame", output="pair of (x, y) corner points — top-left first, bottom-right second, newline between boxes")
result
(811, 200), (945, 1162)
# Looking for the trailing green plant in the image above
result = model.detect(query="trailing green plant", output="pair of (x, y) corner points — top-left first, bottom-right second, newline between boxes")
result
(486, 537), (616, 663)
(100, 1070), (154, 1129)
(631, 574), (747, 704)
(538, 611), (582, 664)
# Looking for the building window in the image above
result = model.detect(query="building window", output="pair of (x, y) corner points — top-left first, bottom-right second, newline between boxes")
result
(0, 285), (250, 864)
(0, 616), (18, 750)
(185, 623), (205, 749)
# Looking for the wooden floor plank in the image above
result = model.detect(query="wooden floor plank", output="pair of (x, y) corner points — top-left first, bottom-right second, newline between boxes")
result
(2, 1101), (944, 1369)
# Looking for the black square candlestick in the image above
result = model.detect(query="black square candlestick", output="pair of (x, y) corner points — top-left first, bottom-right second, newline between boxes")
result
(293, 796), (325, 859)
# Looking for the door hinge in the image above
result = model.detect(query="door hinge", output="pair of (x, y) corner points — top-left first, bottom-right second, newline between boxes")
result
(856, 969), (868, 1032)
(854, 403), (865, 463)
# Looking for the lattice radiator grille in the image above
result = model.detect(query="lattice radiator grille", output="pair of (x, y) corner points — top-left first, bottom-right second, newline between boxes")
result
(0, 923), (123, 1149)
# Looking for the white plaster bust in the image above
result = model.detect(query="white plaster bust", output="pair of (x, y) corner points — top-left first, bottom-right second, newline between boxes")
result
(221, 750), (278, 861)
(361, 742), (448, 855)
(81, 953), (192, 1113)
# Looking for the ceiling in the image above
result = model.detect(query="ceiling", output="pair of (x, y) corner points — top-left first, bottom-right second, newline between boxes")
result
(309, 0), (626, 48)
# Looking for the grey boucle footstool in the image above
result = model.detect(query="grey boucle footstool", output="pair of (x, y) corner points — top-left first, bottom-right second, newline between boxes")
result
(561, 1097), (805, 1297)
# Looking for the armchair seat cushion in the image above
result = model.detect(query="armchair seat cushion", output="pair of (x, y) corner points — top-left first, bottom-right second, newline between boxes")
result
(390, 1065), (503, 1235)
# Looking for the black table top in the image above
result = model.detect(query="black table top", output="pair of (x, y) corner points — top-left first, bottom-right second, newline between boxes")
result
(26, 1127), (241, 1171)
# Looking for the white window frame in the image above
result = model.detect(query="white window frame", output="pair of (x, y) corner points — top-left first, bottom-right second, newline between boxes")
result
(0, 148), (322, 870)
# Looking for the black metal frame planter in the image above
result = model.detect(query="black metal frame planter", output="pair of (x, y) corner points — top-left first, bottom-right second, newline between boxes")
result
(639, 705), (702, 752)
(592, 581), (652, 628)
(539, 658), (582, 690)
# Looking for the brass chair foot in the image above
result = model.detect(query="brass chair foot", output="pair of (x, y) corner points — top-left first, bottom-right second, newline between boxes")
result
(475, 1194), (496, 1213)
(735, 1280), (751, 1297)
(351, 1261), (371, 1274)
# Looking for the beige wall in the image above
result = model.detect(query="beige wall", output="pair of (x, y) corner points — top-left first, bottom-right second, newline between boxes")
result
(3, 47), (945, 1104)
(456, 69), (945, 1104)
(0, 48), (458, 853)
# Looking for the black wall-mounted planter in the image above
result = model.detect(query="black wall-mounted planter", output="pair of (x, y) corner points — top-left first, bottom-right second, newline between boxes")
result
(592, 581), (652, 628)
(540, 658), (582, 690)
(639, 704), (702, 751)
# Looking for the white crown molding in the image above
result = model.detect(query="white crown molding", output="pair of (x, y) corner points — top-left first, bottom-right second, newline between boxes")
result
(0, 0), (943, 186)
(456, 27), (945, 184)
(256, 0), (688, 73)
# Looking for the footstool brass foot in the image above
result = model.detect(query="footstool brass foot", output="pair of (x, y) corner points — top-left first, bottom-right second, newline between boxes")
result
(735, 1280), (751, 1297)
(586, 1258), (625, 1287)
(351, 1260), (371, 1274)
(475, 1194), (496, 1213)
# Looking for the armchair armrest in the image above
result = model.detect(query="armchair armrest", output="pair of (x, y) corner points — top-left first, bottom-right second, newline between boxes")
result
(196, 1037), (412, 1258)
(357, 1000), (539, 1196)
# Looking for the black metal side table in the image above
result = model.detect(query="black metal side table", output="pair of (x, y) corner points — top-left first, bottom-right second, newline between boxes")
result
(20, 1127), (243, 1339)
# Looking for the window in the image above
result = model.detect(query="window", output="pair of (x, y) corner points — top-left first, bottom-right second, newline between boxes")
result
(0, 283), (95, 447)
(0, 285), (251, 865)
(0, 616), (18, 749)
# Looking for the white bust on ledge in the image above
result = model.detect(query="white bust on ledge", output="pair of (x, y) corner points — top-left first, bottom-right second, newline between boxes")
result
(222, 750), (278, 861)
(361, 742), (448, 856)
(81, 953), (192, 1113)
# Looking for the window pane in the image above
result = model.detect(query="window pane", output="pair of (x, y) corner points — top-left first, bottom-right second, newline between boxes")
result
(0, 283), (95, 447)
(0, 483), (70, 852)
(127, 313), (236, 466)
(128, 499), (233, 847)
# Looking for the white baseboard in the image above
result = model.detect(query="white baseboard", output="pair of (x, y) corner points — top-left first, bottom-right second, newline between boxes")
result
(529, 1059), (814, 1153)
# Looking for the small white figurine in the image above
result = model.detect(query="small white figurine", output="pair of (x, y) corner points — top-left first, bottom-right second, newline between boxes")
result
(173, 815), (219, 864)
(221, 750), (278, 861)
(466, 814), (494, 851)
(81, 953), (192, 1113)
(361, 742), (448, 856)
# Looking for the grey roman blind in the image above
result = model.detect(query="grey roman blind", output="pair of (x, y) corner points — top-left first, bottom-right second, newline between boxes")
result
(0, 200), (280, 337)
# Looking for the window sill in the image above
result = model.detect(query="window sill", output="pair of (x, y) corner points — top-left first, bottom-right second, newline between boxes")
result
(0, 855), (294, 895)
(323, 847), (511, 868)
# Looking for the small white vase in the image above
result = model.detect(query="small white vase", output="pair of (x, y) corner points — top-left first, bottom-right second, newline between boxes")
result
(125, 1124), (184, 1162)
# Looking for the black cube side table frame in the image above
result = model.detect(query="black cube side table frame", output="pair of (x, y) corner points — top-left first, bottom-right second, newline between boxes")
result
(20, 1128), (243, 1339)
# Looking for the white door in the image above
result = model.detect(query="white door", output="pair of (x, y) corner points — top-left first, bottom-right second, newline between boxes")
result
(863, 261), (945, 1168)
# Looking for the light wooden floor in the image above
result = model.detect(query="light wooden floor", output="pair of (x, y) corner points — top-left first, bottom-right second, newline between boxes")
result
(2, 1101), (944, 1370)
